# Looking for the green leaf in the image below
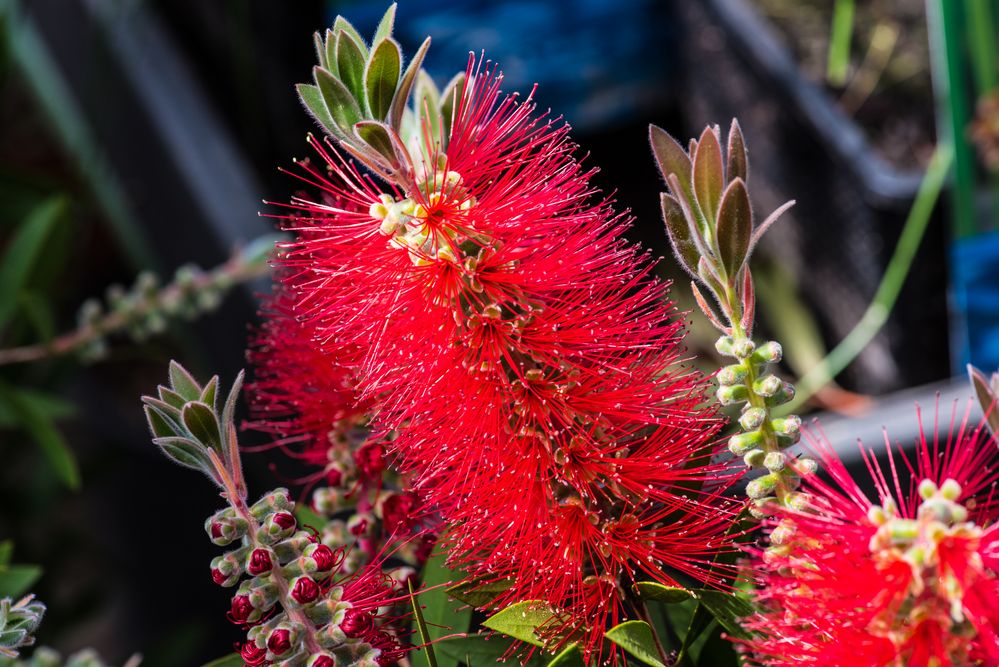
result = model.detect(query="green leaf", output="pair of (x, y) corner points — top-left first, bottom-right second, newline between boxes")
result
(715, 177), (752, 277)
(373, 3), (397, 43)
(0, 565), (42, 598)
(157, 386), (187, 410)
(315, 66), (363, 134)
(168, 360), (202, 401)
(220, 370), (244, 463)
(144, 404), (179, 439)
(726, 118), (748, 184)
(0, 390), (74, 429)
(439, 72), (466, 144)
(199, 654), (243, 667)
(415, 69), (442, 144)
(313, 30), (328, 70)
(409, 579), (439, 667)
(323, 29), (338, 78)
(411, 543), (473, 667)
(354, 120), (397, 163)
(0, 381), (79, 490)
(333, 16), (368, 58)
(0, 542), (12, 567)
(152, 436), (211, 472)
(294, 504), (325, 533)
(661, 193), (699, 278)
(482, 600), (557, 648)
(199, 376), (219, 411)
(634, 582), (695, 604)
(336, 31), (368, 111)
(181, 401), (221, 452)
(390, 37), (431, 131)
(446, 576), (514, 608)
(297, 83), (338, 137)
(649, 125), (693, 203)
(692, 126), (724, 226)
(0, 197), (64, 331)
(546, 643), (585, 667)
(694, 589), (753, 639)
(434, 635), (546, 666)
(970, 365), (999, 437)
(604, 621), (667, 667)
(365, 38), (402, 120)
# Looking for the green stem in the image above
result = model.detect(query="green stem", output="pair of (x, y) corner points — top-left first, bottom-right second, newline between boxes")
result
(967, 0), (998, 96)
(827, 0), (855, 86)
(780, 144), (953, 414)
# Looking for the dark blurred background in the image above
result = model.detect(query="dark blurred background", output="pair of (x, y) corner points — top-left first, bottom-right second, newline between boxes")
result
(0, 0), (990, 663)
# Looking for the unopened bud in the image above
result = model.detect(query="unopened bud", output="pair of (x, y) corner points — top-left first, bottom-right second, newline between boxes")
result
(743, 448), (766, 468)
(763, 451), (787, 473)
(749, 497), (777, 519)
(940, 478), (962, 501)
(746, 474), (779, 499)
(716, 384), (749, 405)
(918, 479), (938, 500)
(765, 382), (796, 407)
(312, 487), (342, 515)
(739, 407), (767, 431)
(250, 489), (293, 519)
(752, 341), (783, 364)
(340, 609), (372, 638)
(310, 656), (337, 667)
(717, 363), (748, 386)
(229, 594), (256, 624)
(715, 335), (736, 357)
(291, 576), (321, 604)
(795, 457), (818, 476)
(267, 627), (296, 656)
(753, 375), (782, 397)
(728, 431), (762, 455)
(306, 544), (339, 576)
(206, 511), (248, 546)
(770, 520), (795, 545)
(733, 339), (756, 359)
(786, 492), (810, 511)
(247, 548), (275, 576)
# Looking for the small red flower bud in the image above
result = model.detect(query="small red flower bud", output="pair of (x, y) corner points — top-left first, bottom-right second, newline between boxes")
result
(353, 442), (385, 479)
(291, 576), (320, 604)
(267, 628), (292, 655)
(211, 568), (228, 585)
(240, 641), (267, 666)
(310, 544), (338, 573)
(247, 548), (274, 575)
(325, 467), (343, 487)
(210, 521), (226, 540)
(273, 512), (296, 531)
(349, 516), (369, 536)
(381, 492), (417, 535)
(340, 609), (372, 638)
(229, 595), (254, 624)
(312, 657), (336, 667)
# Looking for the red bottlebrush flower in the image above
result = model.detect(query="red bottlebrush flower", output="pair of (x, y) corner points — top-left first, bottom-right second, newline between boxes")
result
(353, 441), (385, 480)
(274, 54), (739, 660)
(246, 548), (273, 576)
(742, 405), (999, 666)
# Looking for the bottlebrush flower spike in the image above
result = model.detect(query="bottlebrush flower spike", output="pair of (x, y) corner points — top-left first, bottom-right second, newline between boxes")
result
(276, 29), (744, 659)
(741, 404), (999, 666)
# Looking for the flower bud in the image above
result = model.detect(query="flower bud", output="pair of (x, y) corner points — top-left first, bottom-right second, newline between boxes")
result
(250, 488), (293, 520)
(267, 628), (294, 656)
(752, 340), (783, 364)
(763, 451), (787, 473)
(753, 375), (782, 397)
(918, 479), (938, 500)
(715, 335), (736, 357)
(347, 513), (374, 538)
(310, 656), (336, 667)
(205, 511), (248, 546)
(307, 544), (340, 575)
(379, 492), (417, 535)
(940, 478), (962, 501)
(765, 382), (795, 407)
(312, 487), (343, 515)
(795, 457), (818, 476)
(716, 384), (749, 406)
(258, 512), (297, 544)
(716, 363), (748, 386)
(749, 497), (776, 519)
(210, 554), (242, 587)
(247, 548), (275, 576)
(353, 442), (385, 480)
(743, 448), (766, 468)
(739, 407), (767, 431)
(732, 338), (756, 359)
(229, 594), (255, 624)
(728, 430), (762, 455)
(274, 531), (316, 562)
(746, 473), (779, 500)
(291, 576), (321, 604)
(340, 609), (372, 638)
(240, 641), (267, 665)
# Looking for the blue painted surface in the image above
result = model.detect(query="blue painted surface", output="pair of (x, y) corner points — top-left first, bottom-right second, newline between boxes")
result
(952, 230), (999, 373)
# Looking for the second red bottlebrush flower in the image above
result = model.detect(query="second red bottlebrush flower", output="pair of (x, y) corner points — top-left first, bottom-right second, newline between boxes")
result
(275, 26), (745, 658)
(741, 405), (999, 666)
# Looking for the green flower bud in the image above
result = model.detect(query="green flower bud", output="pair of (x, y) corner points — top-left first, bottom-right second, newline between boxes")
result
(746, 474), (779, 499)
(716, 384), (749, 405)
(728, 430), (763, 455)
(743, 448), (766, 468)
(739, 407), (767, 431)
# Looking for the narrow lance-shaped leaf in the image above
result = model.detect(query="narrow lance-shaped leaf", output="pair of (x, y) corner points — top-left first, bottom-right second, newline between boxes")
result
(168, 360), (202, 401)
(666, 173), (712, 261)
(354, 120), (398, 164)
(649, 125), (693, 202)
(313, 31), (328, 70)
(152, 436), (213, 474)
(315, 66), (363, 134)
(0, 381), (79, 490)
(749, 199), (796, 252)
(336, 31), (368, 112)
(324, 29), (338, 78)
(715, 177), (753, 278)
(969, 364), (999, 437)
(365, 37), (402, 120)
(415, 70), (442, 145)
(726, 118), (748, 184)
(333, 15), (368, 59)
(439, 72), (467, 145)
(181, 401), (222, 453)
(604, 621), (667, 667)
(390, 36), (431, 132)
(373, 3), (397, 43)
(0, 197), (64, 331)
(633, 581), (695, 603)
(693, 125), (724, 227)
(298, 83), (338, 137)
(661, 192), (699, 278)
